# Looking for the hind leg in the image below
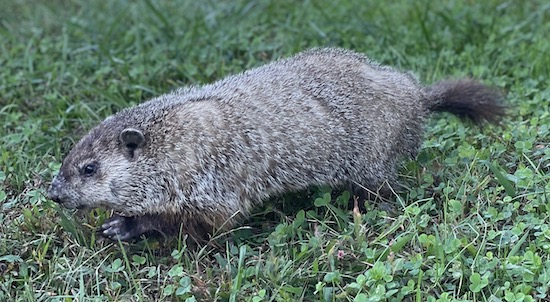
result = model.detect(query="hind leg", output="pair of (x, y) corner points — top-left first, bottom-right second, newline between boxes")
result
(349, 163), (400, 212)
(351, 181), (391, 200)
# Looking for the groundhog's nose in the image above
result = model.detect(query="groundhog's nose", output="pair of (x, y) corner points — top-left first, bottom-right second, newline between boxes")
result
(48, 192), (62, 204)
(47, 176), (65, 204)
(47, 186), (62, 203)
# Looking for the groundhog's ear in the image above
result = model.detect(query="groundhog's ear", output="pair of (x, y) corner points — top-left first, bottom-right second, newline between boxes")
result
(119, 128), (145, 158)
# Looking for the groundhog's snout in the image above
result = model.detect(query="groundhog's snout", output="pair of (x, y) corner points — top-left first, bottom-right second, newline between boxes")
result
(47, 186), (62, 204)
(48, 191), (62, 204)
(47, 175), (66, 204)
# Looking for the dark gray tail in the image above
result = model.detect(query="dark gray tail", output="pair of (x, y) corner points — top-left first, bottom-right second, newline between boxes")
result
(426, 79), (505, 124)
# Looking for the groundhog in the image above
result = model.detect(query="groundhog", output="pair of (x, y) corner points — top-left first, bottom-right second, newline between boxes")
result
(47, 48), (504, 241)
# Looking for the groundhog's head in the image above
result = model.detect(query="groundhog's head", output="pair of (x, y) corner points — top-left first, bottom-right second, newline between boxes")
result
(47, 124), (155, 216)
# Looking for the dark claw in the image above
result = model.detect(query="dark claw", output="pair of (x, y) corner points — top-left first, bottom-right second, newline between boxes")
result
(100, 215), (140, 241)
(99, 214), (182, 241)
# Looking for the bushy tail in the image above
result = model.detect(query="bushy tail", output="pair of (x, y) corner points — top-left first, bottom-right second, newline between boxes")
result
(426, 79), (505, 124)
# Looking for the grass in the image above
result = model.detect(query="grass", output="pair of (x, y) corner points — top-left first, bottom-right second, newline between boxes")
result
(1, 0), (549, 301)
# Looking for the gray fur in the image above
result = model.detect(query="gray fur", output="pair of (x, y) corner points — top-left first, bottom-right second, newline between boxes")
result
(47, 48), (504, 241)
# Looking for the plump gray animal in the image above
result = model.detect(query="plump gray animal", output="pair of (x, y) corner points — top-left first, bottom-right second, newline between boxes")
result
(47, 48), (503, 241)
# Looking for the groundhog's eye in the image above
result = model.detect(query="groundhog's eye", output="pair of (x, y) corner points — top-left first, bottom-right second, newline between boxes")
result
(81, 162), (98, 176)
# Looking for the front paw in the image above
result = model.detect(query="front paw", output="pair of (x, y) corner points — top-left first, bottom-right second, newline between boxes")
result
(100, 215), (139, 241)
